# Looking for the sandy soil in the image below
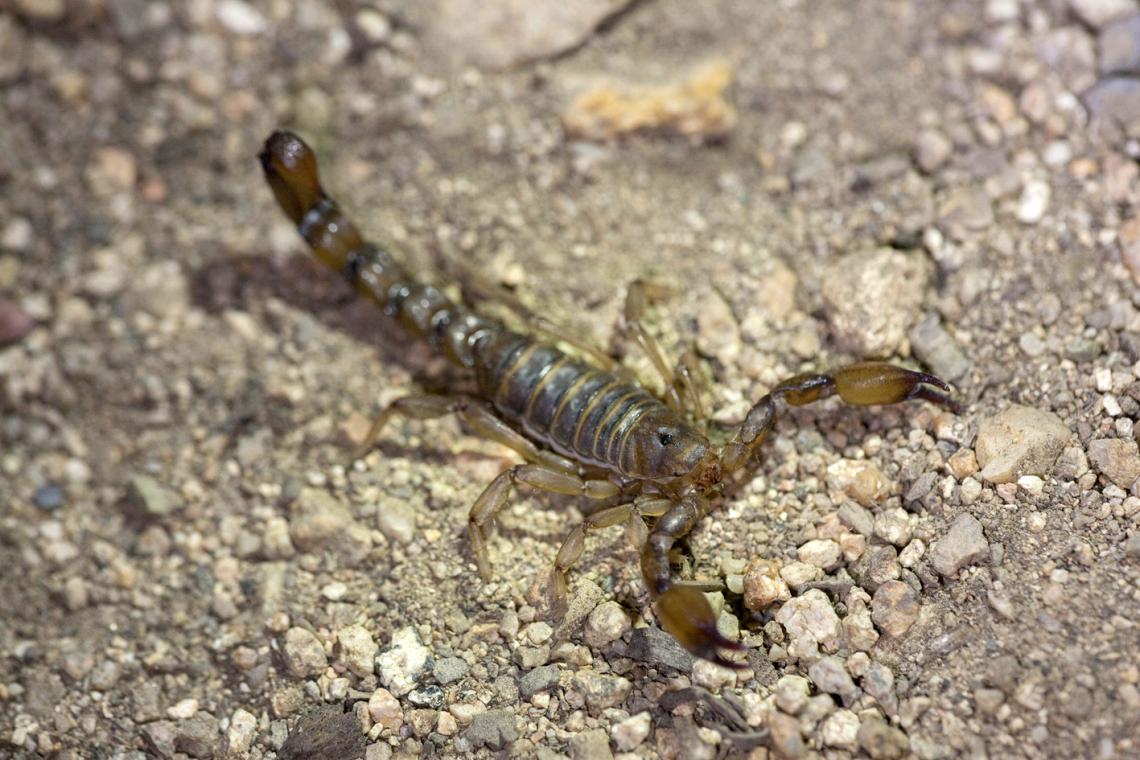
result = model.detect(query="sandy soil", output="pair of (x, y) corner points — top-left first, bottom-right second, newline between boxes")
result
(1, 0), (1139, 758)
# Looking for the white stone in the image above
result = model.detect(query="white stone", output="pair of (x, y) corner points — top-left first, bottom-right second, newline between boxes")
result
(377, 626), (429, 696)
(821, 708), (860, 749)
(225, 708), (257, 757)
(216, 0), (267, 35)
(1016, 179), (1050, 224)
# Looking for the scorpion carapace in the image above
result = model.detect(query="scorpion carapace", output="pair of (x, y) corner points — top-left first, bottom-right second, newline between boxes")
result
(260, 131), (960, 669)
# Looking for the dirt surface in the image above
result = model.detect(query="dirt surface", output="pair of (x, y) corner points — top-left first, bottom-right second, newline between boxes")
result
(2, 0), (1140, 758)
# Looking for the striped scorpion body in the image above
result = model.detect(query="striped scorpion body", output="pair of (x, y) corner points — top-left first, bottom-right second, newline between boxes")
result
(260, 132), (960, 668)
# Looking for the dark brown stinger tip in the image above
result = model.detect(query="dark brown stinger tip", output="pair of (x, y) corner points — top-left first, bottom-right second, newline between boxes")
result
(259, 131), (323, 225)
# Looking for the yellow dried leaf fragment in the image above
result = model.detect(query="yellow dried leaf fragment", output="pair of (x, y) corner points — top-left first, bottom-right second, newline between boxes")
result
(562, 61), (737, 141)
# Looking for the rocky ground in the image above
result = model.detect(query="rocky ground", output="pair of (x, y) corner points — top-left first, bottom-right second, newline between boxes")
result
(2, 0), (1139, 758)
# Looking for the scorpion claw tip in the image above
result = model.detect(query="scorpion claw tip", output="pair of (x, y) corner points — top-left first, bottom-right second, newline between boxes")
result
(654, 585), (749, 669)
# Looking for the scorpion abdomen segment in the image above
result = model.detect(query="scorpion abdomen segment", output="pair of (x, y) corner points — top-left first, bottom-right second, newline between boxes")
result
(473, 329), (670, 473)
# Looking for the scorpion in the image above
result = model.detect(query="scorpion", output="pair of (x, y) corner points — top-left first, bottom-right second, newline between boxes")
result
(259, 131), (959, 668)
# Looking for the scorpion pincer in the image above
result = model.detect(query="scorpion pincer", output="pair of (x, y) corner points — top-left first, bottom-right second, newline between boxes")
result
(259, 131), (960, 669)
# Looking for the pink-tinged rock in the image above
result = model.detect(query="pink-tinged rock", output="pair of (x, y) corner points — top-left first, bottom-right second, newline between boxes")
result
(0, 300), (34, 345)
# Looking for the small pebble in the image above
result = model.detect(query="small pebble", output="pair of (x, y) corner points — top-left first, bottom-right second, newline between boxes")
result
(775, 589), (842, 654)
(863, 662), (897, 713)
(1070, 0), (1137, 29)
(1, 217), (32, 251)
(215, 0), (267, 35)
(838, 501), (875, 536)
(820, 249), (930, 356)
(626, 627), (695, 672)
(573, 669), (632, 711)
(167, 698), (200, 720)
(0, 300), (35, 345)
(376, 500), (416, 545)
(774, 674), (812, 714)
(809, 656), (858, 700)
(743, 558), (791, 610)
(821, 709), (860, 749)
(930, 513), (990, 577)
(282, 627), (327, 679)
(1019, 332), (1047, 357)
(583, 601), (630, 648)
(174, 711), (219, 759)
(433, 656), (468, 685)
(611, 711), (651, 751)
(464, 709), (517, 750)
(368, 688), (403, 732)
(225, 708), (257, 755)
(336, 624), (377, 677)
(519, 664), (561, 699)
(909, 314), (972, 382)
(377, 626), (429, 696)
(939, 186), (994, 239)
(1087, 438), (1140, 489)
(858, 716), (909, 759)
(1100, 14), (1140, 74)
(914, 129), (952, 173)
(768, 711), (807, 758)
(1016, 179), (1050, 224)
(1065, 337), (1102, 362)
(568, 728), (613, 760)
(974, 405), (1071, 483)
(871, 580), (921, 637)
(34, 484), (64, 510)
(826, 460), (892, 507)
(124, 474), (179, 518)
(873, 508), (912, 547)
(797, 538), (842, 570)
(407, 685), (444, 709)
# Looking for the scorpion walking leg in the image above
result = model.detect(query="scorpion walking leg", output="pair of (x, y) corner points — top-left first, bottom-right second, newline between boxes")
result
(548, 495), (672, 610)
(358, 394), (577, 473)
(454, 260), (622, 373)
(468, 464), (619, 580)
(640, 494), (748, 670)
(622, 280), (703, 416)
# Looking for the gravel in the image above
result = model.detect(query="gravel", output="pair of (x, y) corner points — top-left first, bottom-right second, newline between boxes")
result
(929, 513), (990, 578)
(583, 600), (630, 647)
(519, 664), (562, 698)
(974, 405), (1072, 483)
(871, 580), (922, 637)
(611, 711), (652, 751)
(1070, 0), (1139, 29)
(626, 626), (696, 671)
(282, 628), (328, 679)
(3, 1), (1138, 757)
(464, 709), (518, 750)
(1099, 14), (1140, 73)
(569, 728), (614, 760)
(819, 249), (931, 356)
(909, 314), (972, 383)
(808, 656), (858, 701)
(1086, 437), (1140, 488)
(377, 627), (430, 697)
(775, 589), (843, 656)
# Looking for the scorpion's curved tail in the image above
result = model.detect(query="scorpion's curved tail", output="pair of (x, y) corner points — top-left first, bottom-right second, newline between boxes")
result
(259, 131), (500, 369)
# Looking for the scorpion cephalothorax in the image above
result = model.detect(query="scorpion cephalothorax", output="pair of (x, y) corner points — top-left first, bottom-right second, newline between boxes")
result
(260, 131), (959, 669)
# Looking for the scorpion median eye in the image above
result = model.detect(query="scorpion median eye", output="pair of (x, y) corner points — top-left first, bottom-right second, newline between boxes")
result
(657, 431), (674, 446)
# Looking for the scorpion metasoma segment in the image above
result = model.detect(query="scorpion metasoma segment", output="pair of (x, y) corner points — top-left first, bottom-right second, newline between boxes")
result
(260, 131), (960, 669)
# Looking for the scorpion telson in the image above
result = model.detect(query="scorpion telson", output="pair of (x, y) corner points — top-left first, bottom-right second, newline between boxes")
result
(260, 131), (961, 669)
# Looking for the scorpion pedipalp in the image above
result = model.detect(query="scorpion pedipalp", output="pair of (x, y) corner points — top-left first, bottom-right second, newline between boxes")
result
(654, 585), (749, 670)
